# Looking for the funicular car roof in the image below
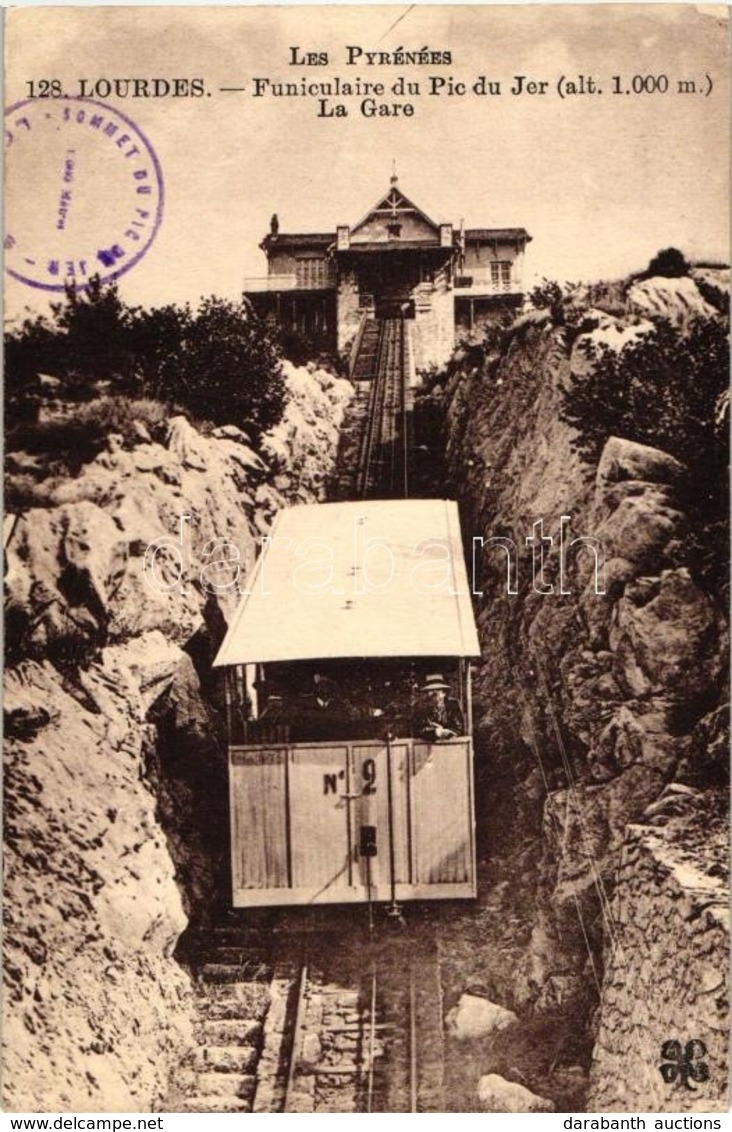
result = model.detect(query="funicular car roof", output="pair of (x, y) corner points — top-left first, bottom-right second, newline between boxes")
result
(213, 498), (481, 665)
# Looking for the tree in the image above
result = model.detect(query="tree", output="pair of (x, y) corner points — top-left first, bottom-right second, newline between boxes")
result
(5, 315), (60, 424)
(5, 283), (288, 441)
(170, 297), (286, 437)
(644, 247), (690, 279)
(52, 277), (138, 395)
(127, 302), (193, 401)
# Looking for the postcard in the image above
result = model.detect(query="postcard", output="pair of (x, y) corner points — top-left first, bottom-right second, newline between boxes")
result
(3, 3), (729, 1118)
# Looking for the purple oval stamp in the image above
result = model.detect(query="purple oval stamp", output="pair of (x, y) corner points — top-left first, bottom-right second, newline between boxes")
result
(5, 97), (164, 292)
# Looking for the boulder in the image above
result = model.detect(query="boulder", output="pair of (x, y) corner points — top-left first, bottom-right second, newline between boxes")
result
(596, 437), (686, 489)
(62, 500), (129, 615)
(590, 702), (682, 778)
(166, 416), (209, 472)
(131, 444), (169, 474)
(610, 568), (724, 700)
(547, 766), (665, 908)
(691, 266), (729, 293)
(5, 502), (129, 655)
(476, 1074), (554, 1112)
(131, 419), (152, 444)
(594, 491), (684, 570)
(445, 994), (518, 1040)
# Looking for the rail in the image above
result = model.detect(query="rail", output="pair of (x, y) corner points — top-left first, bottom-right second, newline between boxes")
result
(280, 945), (442, 1113)
(356, 319), (409, 499)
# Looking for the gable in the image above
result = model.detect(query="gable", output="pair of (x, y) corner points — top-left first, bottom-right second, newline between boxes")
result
(350, 183), (441, 245)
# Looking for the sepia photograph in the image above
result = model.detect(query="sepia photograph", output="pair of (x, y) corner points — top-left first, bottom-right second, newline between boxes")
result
(3, 3), (729, 1118)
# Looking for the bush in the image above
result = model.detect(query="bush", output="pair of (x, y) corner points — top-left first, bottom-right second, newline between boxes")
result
(7, 396), (171, 457)
(528, 279), (578, 326)
(171, 298), (286, 437)
(643, 247), (690, 279)
(4, 281), (288, 442)
(529, 279), (565, 311)
(561, 316), (729, 516)
(73, 396), (170, 442)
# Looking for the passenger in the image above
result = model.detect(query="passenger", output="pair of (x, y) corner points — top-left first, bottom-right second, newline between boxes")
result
(259, 693), (285, 721)
(294, 673), (357, 741)
(256, 692), (289, 743)
(415, 673), (464, 742)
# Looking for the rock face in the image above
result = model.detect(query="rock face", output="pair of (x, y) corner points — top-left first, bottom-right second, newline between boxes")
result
(6, 366), (353, 662)
(588, 820), (728, 1112)
(4, 658), (192, 1112)
(627, 275), (718, 326)
(3, 364), (352, 1111)
(442, 282), (728, 1094)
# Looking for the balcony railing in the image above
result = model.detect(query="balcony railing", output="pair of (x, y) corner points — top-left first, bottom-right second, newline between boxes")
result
(244, 271), (336, 293)
(243, 274), (298, 293)
(453, 276), (522, 296)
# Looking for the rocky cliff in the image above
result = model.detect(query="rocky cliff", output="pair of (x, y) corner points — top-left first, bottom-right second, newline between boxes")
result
(588, 808), (728, 1112)
(439, 273), (729, 1097)
(3, 363), (353, 1111)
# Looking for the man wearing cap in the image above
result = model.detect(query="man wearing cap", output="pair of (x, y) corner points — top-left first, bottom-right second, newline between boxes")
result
(415, 673), (465, 742)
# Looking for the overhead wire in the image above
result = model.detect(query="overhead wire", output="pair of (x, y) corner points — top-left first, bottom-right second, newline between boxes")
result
(531, 649), (625, 964)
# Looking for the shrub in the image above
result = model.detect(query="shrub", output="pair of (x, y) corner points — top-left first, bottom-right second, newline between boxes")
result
(561, 316), (729, 516)
(172, 298), (286, 438)
(644, 247), (690, 278)
(528, 279), (579, 326)
(4, 281), (288, 442)
(529, 279), (565, 311)
(72, 396), (170, 442)
(6, 397), (173, 469)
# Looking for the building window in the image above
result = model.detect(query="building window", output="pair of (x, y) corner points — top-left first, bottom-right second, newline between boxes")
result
(296, 257), (332, 289)
(491, 261), (512, 291)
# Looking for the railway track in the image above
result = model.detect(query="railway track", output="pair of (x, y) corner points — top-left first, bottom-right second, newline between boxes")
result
(279, 932), (444, 1113)
(168, 921), (445, 1113)
(328, 316), (412, 501)
(357, 318), (410, 499)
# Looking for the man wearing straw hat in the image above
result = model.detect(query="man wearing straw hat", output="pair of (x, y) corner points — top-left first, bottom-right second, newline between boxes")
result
(415, 673), (465, 742)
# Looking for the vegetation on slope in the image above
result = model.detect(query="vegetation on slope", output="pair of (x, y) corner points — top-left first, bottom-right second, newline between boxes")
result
(5, 277), (287, 446)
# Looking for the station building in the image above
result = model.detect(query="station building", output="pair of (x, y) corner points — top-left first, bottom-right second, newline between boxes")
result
(243, 176), (531, 371)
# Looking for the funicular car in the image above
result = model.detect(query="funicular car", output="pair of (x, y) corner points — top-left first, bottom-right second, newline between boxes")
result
(214, 498), (481, 907)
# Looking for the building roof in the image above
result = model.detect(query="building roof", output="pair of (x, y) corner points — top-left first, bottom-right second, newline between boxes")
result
(461, 228), (532, 243)
(260, 227), (532, 255)
(261, 232), (334, 251)
(214, 499), (481, 666)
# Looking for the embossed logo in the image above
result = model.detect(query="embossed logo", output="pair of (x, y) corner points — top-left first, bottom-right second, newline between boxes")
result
(659, 1040), (709, 1090)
